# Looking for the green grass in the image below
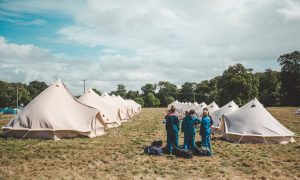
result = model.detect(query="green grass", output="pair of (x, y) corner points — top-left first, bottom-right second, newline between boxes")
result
(0, 107), (299, 179)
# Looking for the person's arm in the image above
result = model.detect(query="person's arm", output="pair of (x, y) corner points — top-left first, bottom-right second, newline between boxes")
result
(165, 116), (170, 130)
(181, 118), (185, 132)
(176, 117), (180, 131)
(209, 116), (214, 127)
(193, 117), (202, 126)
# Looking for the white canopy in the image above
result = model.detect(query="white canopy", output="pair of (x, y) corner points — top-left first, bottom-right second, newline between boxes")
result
(207, 101), (220, 113)
(2, 80), (105, 140)
(211, 100), (239, 129)
(101, 93), (128, 122)
(222, 98), (295, 144)
(79, 88), (121, 128)
(295, 108), (300, 115)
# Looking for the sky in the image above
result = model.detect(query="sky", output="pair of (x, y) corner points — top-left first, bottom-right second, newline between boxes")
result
(0, 0), (300, 95)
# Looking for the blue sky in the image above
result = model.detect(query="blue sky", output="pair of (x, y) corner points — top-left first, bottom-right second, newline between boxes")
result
(0, 0), (300, 95)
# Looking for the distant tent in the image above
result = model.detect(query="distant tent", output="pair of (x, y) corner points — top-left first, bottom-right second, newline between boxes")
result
(295, 108), (300, 115)
(195, 102), (207, 117)
(222, 98), (295, 144)
(101, 93), (128, 122)
(211, 101), (239, 130)
(168, 100), (179, 110)
(2, 80), (106, 140)
(126, 99), (141, 115)
(207, 101), (219, 113)
(116, 95), (134, 119)
(79, 88), (121, 128)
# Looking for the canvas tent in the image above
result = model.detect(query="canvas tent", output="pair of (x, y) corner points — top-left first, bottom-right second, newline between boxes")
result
(207, 101), (219, 113)
(295, 108), (300, 115)
(116, 95), (134, 119)
(101, 93), (128, 122)
(126, 99), (141, 115)
(195, 102), (207, 117)
(79, 88), (121, 128)
(222, 98), (295, 144)
(211, 100), (239, 130)
(2, 80), (106, 140)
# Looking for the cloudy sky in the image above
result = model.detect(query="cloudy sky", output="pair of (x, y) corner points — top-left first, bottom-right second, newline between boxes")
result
(0, 0), (299, 95)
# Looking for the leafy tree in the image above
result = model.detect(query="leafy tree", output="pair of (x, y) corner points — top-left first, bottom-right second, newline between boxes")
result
(277, 51), (300, 106)
(178, 82), (197, 102)
(144, 93), (160, 107)
(218, 63), (259, 106)
(16, 83), (31, 106)
(157, 81), (178, 107)
(92, 88), (102, 96)
(27, 81), (48, 99)
(165, 96), (175, 106)
(111, 84), (127, 98)
(141, 83), (157, 95)
(134, 97), (144, 107)
(126, 90), (139, 99)
(194, 77), (219, 104)
(256, 69), (281, 106)
(0, 81), (31, 108)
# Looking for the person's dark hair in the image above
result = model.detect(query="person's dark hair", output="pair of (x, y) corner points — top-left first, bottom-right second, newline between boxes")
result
(170, 107), (176, 113)
(189, 109), (195, 115)
(203, 107), (210, 115)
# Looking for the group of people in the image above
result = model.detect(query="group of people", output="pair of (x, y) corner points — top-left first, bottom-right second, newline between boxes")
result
(164, 106), (213, 156)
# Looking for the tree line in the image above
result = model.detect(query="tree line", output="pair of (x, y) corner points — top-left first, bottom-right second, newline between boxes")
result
(0, 51), (299, 108)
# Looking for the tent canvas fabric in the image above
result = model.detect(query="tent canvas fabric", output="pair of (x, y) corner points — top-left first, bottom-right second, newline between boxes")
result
(79, 88), (121, 128)
(116, 95), (133, 119)
(295, 108), (300, 115)
(101, 93), (128, 122)
(207, 101), (219, 113)
(126, 99), (142, 114)
(2, 80), (106, 140)
(211, 100), (239, 129)
(222, 98), (295, 144)
(195, 102), (207, 117)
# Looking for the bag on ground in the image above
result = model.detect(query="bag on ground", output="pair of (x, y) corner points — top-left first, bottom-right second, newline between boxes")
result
(193, 146), (210, 156)
(144, 146), (163, 156)
(174, 147), (193, 159)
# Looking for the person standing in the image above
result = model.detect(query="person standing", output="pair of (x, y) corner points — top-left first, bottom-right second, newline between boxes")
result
(181, 109), (201, 150)
(165, 107), (180, 155)
(199, 108), (212, 156)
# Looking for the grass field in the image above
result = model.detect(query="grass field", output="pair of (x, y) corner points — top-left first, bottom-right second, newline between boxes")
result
(0, 107), (300, 179)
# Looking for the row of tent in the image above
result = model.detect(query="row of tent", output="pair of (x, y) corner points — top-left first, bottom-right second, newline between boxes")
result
(168, 99), (295, 144)
(2, 80), (141, 140)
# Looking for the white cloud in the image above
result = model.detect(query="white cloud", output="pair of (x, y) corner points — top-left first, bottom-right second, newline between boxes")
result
(0, 0), (300, 95)
(278, 0), (300, 20)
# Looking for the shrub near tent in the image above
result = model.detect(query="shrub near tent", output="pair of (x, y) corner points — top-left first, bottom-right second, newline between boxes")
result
(222, 98), (295, 144)
(2, 80), (106, 140)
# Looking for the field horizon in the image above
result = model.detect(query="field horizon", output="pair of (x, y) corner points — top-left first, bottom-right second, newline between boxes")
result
(0, 107), (299, 179)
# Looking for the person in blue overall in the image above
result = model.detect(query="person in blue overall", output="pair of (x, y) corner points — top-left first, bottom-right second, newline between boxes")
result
(181, 109), (201, 150)
(165, 107), (180, 155)
(198, 108), (212, 156)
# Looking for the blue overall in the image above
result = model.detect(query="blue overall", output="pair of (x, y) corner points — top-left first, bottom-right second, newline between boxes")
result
(181, 115), (201, 150)
(165, 114), (180, 154)
(200, 115), (212, 156)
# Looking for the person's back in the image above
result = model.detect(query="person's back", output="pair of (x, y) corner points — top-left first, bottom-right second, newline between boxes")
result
(166, 113), (179, 131)
(200, 115), (211, 134)
(165, 107), (179, 154)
